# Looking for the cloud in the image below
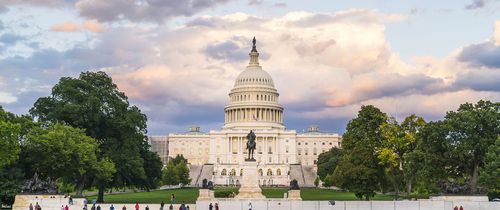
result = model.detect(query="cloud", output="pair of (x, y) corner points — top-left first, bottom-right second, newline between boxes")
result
(50, 19), (104, 33)
(50, 21), (79, 32)
(457, 42), (500, 68)
(494, 20), (500, 45)
(248, 0), (264, 6)
(327, 73), (447, 107)
(75, 0), (230, 23)
(0, 33), (25, 45)
(1, 10), (499, 135)
(465, 0), (487, 10)
(274, 2), (287, 7)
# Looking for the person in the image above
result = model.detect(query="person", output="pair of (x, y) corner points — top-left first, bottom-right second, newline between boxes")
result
(65, 205), (69, 210)
(122, 205), (126, 210)
(160, 201), (165, 210)
(135, 203), (139, 210)
(83, 198), (88, 210)
(214, 203), (219, 210)
(171, 194), (175, 204)
(454, 206), (458, 210)
(145, 205), (149, 210)
(180, 202), (186, 210)
(168, 204), (173, 210)
(29, 203), (34, 210)
(69, 196), (73, 205)
(91, 204), (96, 210)
(459, 206), (464, 210)
(61, 205), (64, 210)
(110, 205), (115, 210)
(208, 203), (213, 210)
(97, 205), (101, 210)
(185, 205), (189, 210)
(35, 202), (41, 210)
(248, 202), (252, 210)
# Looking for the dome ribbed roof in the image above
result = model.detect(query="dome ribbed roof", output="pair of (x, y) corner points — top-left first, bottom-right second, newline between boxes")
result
(233, 37), (275, 88)
(234, 67), (275, 87)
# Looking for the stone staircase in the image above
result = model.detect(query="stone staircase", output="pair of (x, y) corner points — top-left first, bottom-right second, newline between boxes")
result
(189, 164), (214, 187)
(302, 166), (317, 187)
(289, 164), (305, 187)
(289, 165), (317, 188)
(188, 164), (202, 186)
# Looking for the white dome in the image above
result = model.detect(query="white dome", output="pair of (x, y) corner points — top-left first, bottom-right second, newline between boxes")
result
(234, 67), (275, 87)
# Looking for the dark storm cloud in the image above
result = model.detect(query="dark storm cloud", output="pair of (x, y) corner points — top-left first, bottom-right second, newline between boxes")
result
(465, 0), (487, 10)
(76, 0), (230, 23)
(457, 42), (500, 68)
(204, 40), (248, 62)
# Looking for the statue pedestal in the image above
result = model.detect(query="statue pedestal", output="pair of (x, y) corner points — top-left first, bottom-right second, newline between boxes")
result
(287, 190), (302, 200)
(198, 189), (214, 200)
(235, 161), (265, 199)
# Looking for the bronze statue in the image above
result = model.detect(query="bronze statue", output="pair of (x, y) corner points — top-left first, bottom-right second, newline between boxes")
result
(251, 37), (257, 52)
(246, 130), (256, 161)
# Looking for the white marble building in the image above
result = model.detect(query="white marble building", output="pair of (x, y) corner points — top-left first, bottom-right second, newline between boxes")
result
(150, 39), (341, 187)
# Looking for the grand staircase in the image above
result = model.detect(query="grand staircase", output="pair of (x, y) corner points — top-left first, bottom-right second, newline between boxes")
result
(189, 164), (214, 187)
(289, 164), (317, 187)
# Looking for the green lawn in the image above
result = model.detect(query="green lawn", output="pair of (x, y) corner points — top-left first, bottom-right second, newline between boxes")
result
(300, 188), (398, 201)
(86, 188), (199, 204)
(86, 188), (398, 203)
(262, 188), (288, 198)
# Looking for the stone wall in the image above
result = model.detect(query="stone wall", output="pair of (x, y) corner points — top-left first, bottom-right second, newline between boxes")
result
(196, 199), (500, 210)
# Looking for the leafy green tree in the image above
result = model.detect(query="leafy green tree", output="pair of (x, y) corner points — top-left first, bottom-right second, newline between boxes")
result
(409, 121), (450, 193)
(141, 143), (163, 190)
(172, 155), (187, 165)
(30, 71), (161, 202)
(24, 124), (115, 193)
(317, 147), (344, 181)
(378, 114), (426, 194)
(479, 137), (500, 195)
(444, 100), (499, 193)
(0, 161), (24, 207)
(162, 162), (178, 185)
(175, 161), (191, 186)
(0, 106), (21, 168)
(314, 177), (320, 187)
(332, 105), (388, 200)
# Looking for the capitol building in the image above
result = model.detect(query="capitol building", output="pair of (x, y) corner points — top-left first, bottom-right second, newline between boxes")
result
(150, 39), (341, 187)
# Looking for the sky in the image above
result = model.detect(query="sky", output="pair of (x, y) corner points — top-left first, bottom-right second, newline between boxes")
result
(0, 0), (499, 135)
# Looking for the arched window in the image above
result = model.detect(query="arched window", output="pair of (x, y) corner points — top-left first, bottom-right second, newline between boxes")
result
(221, 169), (227, 176)
(230, 169), (236, 176)
(258, 169), (263, 176)
(267, 169), (273, 176)
(276, 169), (281, 176)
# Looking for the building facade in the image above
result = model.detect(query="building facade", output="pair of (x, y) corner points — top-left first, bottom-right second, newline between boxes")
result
(150, 40), (341, 187)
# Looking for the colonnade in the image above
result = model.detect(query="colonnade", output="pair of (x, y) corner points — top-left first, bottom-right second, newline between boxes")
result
(225, 107), (282, 123)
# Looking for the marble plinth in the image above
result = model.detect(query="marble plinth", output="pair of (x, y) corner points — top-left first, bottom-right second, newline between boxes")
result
(287, 190), (302, 200)
(235, 161), (265, 199)
(198, 189), (214, 201)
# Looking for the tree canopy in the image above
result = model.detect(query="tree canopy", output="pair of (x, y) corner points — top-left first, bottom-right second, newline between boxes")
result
(29, 71), (162, 201)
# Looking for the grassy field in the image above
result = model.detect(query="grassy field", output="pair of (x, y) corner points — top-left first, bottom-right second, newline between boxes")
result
(301, 188), (397, 201)
(87, 188), (199, 204)
(87, 187), (398, 203)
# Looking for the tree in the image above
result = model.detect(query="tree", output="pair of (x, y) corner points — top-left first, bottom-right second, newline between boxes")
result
(24, 123), (115, 194)
(317, 147), (344, 181)
(30, 71), (162, 202)
(332, 105), (388, 200)
(162, 162), (178, 185)
(479, 137), (500, 197)
(141, 143), (163, 190)
(314, 177), (320, 188)
(176, 161), (191, 186)
(0, 106), (21, 168)
(378, 114), (426, 195)
(444, 100), (499, 193)
(0, 161), (24, 207)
